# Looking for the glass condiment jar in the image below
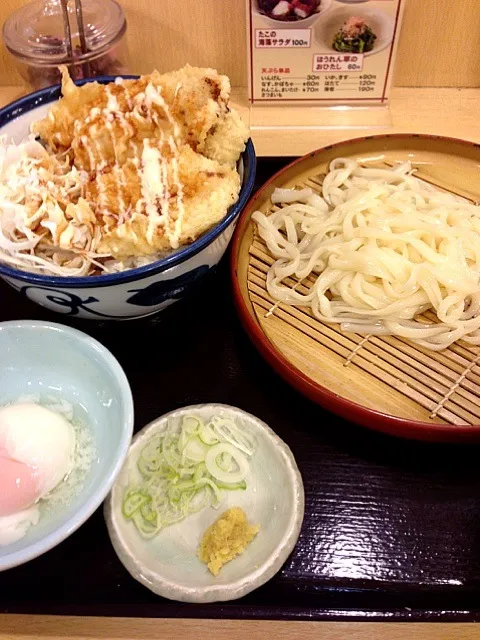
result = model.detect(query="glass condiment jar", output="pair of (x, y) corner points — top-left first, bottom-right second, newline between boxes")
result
(2, 0), (128, 91)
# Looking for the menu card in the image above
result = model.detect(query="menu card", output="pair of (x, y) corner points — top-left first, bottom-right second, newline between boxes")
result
(247, 0), (405, 106)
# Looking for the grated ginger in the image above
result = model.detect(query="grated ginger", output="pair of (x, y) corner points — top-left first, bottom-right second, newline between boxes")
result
(198, 507), (259, 576)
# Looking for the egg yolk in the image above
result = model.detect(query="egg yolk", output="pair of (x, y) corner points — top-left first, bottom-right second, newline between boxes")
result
(0, 450), (40, 517)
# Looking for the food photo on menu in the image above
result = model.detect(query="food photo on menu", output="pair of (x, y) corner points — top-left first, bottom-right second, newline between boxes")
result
(0, 1), (480, 639)
(252, 0), (398, 100)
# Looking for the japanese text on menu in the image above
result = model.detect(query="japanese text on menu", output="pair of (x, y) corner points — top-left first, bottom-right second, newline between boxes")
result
(249, 0), (404, 104)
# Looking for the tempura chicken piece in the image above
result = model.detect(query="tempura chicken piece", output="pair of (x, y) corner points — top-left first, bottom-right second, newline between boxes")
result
(31, 69), (105, 152)
(32, 65), (248, 170)
(83, 144), (240, 259)
(202, 108), (251, 167)
(152, 65), (231, 156)
(19, 64), (250, 274)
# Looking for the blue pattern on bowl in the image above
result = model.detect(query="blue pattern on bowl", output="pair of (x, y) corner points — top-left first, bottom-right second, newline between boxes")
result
(126, 265), (211, 306)
(9, 265), (212, 317)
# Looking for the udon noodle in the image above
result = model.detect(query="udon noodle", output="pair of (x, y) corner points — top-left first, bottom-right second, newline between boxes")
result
(253, 158), (480, 351)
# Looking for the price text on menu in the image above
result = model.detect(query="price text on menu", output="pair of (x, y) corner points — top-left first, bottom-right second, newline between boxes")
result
(248, 0), (405, 104)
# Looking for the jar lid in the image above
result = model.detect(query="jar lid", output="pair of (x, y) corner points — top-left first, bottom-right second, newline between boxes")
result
(2, 0), (126, 65)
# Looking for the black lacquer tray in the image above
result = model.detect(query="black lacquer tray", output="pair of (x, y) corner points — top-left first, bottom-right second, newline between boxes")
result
(1, 159), (480, 622)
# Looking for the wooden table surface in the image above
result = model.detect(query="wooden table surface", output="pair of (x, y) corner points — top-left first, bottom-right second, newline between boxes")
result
(1, 85), (479, 639)
(232, 87), (480, 156)
(0, 616), (478, 639)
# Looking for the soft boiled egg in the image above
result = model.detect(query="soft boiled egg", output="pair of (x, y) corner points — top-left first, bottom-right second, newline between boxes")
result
(0, 403), (75, 520)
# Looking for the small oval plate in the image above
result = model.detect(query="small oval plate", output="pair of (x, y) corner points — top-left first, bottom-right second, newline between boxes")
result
(105, 404), (304, 603)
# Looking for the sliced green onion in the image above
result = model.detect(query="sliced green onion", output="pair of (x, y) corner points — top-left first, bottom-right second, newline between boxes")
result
(140, 436), (162, 462)
(198, 422), (219, 446)
(132, 512), (160, 537)
(123, 412), (257, 539)
(210, 416), (257, 456)
(162, 509), (188, 526)
(193, 462), (206, 483)
(182, 435), (209, 462)
(205, 443), (249, 484)
(187, 486), (211, 513)
(218, 452), (233, 472)
(182, 415), (202, 434)
(140, 501), (158, 524)
(214, 479), (247, 491)
(179, 428), (190, 452)
(137, 455), (170, 477)
(175, 478), (208, 493)
(162, 436), (193, 475)
(122, 491), (151, 519)
(204, 478), (225, 507)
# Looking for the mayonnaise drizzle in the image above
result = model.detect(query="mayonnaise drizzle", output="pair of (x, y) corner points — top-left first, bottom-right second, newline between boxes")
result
(133, 84), (186, 248)
(113, 165), (127, 215)
(145, 82), (181, 140)
(81, 85), (135, 216)
(168, 136), (185, 248)
(105, 85), (120, 112)
(105, 117), (119, 165)
(81, 135), (97, 173)
(104, 85), (134, 141)
(139, 137), (169, 244)
(48, 81), (186, 251)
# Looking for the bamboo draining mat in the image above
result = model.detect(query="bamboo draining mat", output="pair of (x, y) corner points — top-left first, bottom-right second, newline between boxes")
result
(233, 135), (480, 435)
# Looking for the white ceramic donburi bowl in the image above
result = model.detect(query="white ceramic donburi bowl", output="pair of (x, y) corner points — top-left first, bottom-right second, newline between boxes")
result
(105, 404), (305, 603)
(0, 78), (256, 320)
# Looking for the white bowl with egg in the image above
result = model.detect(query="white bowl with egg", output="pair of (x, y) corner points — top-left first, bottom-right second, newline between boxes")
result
(0, 78), (256, 320)
(0, 320), (134, 571)
(105, 404), (304, 603)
